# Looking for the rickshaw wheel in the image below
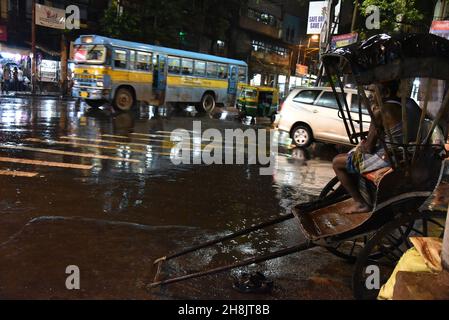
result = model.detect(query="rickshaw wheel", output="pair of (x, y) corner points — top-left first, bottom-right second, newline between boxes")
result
(319, 176), (344, 200)
(352, 211), (446, 300)
(326, 234), (379, 263)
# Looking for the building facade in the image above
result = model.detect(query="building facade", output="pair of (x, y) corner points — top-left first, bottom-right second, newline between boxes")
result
(229, 0), (303, 92)
(0, 0), (109, 91)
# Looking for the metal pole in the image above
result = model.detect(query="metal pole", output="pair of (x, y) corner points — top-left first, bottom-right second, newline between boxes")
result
(31, 0), (36, 94)
(351, 0), (359, 32)
(155, 213), (295, 263)
(149, 242), (315, 288)
(424, 89), (449, 144)
(60, 33), (68, 97)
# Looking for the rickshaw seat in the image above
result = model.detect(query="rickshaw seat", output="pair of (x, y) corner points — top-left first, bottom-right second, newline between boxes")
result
(362, 167), (393, 186)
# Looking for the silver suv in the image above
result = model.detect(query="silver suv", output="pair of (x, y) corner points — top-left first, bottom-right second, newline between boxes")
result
(276, 87), (371, 147)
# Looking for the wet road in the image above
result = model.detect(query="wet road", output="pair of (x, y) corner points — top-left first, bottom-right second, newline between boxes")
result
(0, 97), (354, 300)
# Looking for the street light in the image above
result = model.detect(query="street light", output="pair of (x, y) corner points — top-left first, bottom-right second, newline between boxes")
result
(294, 35), (320, 87)
(298, 35), (320, 66)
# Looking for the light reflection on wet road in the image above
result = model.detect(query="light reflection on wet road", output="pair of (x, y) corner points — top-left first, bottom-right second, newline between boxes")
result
(0, 97), (353, 299)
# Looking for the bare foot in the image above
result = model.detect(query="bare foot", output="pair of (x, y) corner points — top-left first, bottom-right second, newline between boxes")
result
(346, 201), (371, 214)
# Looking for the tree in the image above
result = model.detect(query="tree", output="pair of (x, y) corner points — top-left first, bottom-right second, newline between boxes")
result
(99, 0), (247, 53)
(359, 0), (425, 37)
(199, 0), (245, 53)
(139, 0), (187, 47)
(100, 0), (140, 40)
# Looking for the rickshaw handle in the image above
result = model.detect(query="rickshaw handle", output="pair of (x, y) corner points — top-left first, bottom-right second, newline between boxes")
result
(149, 241), (315, 289)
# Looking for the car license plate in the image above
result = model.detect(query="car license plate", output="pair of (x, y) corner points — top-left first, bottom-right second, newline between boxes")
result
(80, 91), (89, 98)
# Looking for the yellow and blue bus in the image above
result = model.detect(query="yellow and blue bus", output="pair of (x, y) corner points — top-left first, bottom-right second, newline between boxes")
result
(72, 35), (248, 112)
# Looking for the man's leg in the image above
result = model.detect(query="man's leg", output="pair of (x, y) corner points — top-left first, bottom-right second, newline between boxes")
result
(333, 154), (371, 214)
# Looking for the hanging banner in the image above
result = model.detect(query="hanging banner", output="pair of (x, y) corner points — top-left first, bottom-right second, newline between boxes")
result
(35, 4), (66, 30)
(331, 32), (358, 49)
(307, 1), (340, 35)
(430, 20), (449, 40)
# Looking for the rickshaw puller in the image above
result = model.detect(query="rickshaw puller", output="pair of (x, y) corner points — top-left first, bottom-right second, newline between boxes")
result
(333, 81), (421, 214)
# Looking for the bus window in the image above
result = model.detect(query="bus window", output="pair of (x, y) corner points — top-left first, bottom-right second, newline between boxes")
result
(129, 50), (136, 70)
(194, 60), (206, 76)
(206, 62), (217, 78)
(218, 64), (228, 79)
(114, 49), (128, 69)
(74, 45), (107, 64)
(168, 56), (181, 74)
(181, 59), (193, 76)
(136, 52), (152, 71)
(239, 67), (247, 83)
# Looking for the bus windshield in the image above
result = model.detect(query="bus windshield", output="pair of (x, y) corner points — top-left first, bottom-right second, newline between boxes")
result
(74, 45), (107, 64)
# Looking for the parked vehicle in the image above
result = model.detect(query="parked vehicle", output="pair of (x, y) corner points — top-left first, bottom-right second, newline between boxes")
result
(236, 85), (279, 122)
(275, 86), (371, 147)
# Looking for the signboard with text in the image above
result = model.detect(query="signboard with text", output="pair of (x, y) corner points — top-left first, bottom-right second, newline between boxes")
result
(430, 20), (449, 40)
(296, 64), (309, 76)
(39, 59), (60, 82)
(307, 1), (340, 35)
(331, 32), (358, 50)
(35, 4), (66, 30)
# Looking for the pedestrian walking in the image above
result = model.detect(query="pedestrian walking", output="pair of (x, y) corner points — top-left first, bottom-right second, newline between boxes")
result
(17, 68), (24, 91)
(2, 65), (11, 94)
(13, 67), (19, 92)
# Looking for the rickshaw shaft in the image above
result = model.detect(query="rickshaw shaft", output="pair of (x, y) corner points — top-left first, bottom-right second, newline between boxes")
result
(161, 213), (295, 262)
(149, 242), (315, 288)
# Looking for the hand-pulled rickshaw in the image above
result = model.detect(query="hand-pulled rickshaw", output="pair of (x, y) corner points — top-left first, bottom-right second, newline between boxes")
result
(150, 33), (449, 300)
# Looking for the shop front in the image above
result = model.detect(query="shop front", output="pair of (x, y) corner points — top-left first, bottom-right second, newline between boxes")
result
(0, 42), (62, 94)
(0, 43), (32, 92)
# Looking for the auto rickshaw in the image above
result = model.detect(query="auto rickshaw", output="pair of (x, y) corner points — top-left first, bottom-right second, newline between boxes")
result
(150, 33), (449, 300)
(237, 85), (279, 122)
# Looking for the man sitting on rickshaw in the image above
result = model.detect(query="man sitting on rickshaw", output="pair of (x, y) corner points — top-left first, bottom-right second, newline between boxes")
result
(333, 81), (422, 214)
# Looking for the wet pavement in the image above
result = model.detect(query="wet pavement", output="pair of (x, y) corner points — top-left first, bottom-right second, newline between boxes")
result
(0, 97), (354, 300)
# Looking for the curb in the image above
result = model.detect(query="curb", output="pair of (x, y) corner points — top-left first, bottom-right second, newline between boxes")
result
(0, 93), (77, 100)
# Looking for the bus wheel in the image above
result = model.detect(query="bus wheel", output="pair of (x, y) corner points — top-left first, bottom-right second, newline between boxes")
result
(197, 93), (216, 113)
(113, 87), (135, 112)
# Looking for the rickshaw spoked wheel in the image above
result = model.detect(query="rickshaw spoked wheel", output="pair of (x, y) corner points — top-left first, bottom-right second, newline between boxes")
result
(352, 211), (446, 300)
(319, 176), (344, 200)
